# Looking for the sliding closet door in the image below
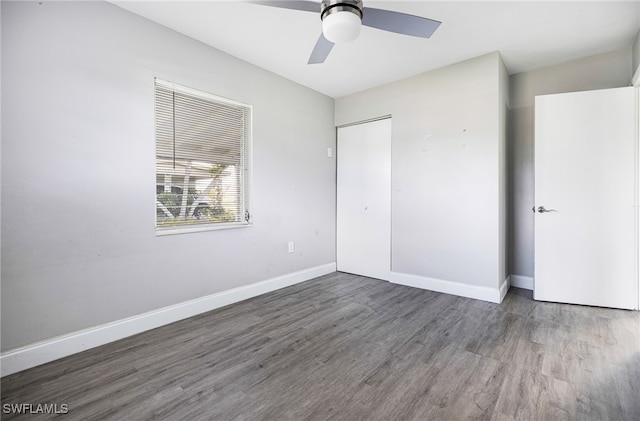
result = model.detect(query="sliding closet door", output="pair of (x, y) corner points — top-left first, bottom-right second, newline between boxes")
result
(337, 118), (391, 281)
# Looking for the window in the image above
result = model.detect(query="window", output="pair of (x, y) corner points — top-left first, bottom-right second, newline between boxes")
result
(155, 79), (251, 234)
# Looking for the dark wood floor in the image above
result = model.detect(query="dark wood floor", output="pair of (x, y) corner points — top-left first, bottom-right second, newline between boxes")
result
(2, 272), (639, 420)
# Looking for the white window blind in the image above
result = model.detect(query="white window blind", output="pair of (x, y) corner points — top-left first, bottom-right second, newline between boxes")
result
(155, 79), (251, 232)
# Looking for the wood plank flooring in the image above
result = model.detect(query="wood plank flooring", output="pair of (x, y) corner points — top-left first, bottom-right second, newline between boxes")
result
(2, 272), (639, 420)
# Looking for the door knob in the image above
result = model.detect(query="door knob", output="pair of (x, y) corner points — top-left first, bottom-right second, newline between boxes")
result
(537, 206), (558, 213)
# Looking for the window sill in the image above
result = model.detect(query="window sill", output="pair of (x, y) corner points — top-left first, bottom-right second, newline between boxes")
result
(156, 222), (252, 237)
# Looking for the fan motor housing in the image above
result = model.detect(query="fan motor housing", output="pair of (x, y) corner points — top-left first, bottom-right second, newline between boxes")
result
(320, 0), (364, 21)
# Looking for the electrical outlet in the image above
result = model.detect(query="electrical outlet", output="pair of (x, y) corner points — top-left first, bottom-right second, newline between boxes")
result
(327, 147), (333, 158)
(288, 241), (295, 254)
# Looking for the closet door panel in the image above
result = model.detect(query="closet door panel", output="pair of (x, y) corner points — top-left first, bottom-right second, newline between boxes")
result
(337, 118), (391, 280)
(336, 125), (365, 275)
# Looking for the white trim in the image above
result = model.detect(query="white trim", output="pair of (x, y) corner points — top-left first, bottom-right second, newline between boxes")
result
(632, 66), (640, 87)
(499, 276), (510, 303)
(635, 87), (639, 310)
(336, 114), (392, 129)
(509, 274), (534, 290)
(155, 77), (251, 109)
(155, 222), (252, 236)
(0, 263), (336, 377)
(389, 272), (505, 304)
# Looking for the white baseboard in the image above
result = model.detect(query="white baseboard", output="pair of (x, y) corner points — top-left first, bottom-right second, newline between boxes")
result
(0, 263), (336, 377)
(389, 272), (507, 304)
(499, 275), (510, 303)
(509, 274), (534, 290)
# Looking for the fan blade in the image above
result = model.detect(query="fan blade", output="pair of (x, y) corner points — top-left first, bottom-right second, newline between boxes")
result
(308, 33), (334, 64)
(362, 7), (441, 38)
(248, 1), (321, 13)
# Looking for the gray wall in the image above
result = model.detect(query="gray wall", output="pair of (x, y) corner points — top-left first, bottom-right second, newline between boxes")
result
(633, 30), (640, 81)
(508, 48), (632, 277)
(1, 1), (336, 351)
(498, 55), (510, 289)
(336, 53), (507, 290)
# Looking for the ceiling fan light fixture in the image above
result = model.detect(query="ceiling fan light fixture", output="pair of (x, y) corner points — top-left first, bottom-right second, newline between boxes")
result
(321, 1), (363, 44)
(250, 0), (442, 65)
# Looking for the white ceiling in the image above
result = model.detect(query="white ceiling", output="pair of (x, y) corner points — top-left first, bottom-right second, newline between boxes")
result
(111, 1), (640, 98)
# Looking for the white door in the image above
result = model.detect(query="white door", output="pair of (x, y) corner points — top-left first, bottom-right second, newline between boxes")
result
(337, 118), (391, 281)
(534, 87), (637, 309)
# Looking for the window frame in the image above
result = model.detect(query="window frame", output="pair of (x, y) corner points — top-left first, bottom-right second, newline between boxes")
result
(154, 78), (253, 236)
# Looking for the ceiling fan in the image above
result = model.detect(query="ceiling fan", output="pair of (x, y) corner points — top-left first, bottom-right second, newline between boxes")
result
(250, 1), (441, 64)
